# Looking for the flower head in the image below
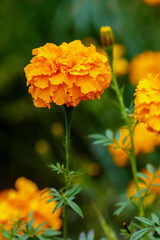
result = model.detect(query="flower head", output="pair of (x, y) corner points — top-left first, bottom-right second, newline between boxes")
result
(108, 122), (160, 167)
(24, 40), (111, 108)
(129, 51), (160, 85)
(0, 177), (62, 230)
(134, 73), (160, 133)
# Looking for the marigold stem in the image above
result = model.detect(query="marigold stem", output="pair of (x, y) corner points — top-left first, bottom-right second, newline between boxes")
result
(106, 46), (144, 217)
(63, 105), (73, 240)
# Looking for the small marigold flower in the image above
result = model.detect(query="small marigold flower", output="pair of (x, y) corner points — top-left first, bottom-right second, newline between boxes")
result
(0, 177), (62, 230)
(24, 40), (111, 108)
(100, 26), (115, 48)
(129, 51), (160, 85)
(108, 122), (160, 167)
(127, 167), (160, 206)
(134, 73), (160, 133)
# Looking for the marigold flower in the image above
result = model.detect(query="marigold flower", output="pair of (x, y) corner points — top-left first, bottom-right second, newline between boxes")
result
(24, 40), (111, 108)
(129, 51), (160, 85)
(134, 73), (160, 133)
(127, 167), (160, 206)
(108, 122), (160, 167)
(0, 177), (62, 230)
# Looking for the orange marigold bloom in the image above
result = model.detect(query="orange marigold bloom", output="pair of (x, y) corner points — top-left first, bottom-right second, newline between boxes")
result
(127, 167), (160, 206)
(134, 73), (160, 133)
(129, 51), (160, 85)
(24, 40), (111, 108)
(108, 122), (160, 167)
(0, 177), (62, 230)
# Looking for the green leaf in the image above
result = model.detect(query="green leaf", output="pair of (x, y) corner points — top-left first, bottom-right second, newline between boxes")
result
(89, 134), (105, 139)
(130, 227), (152, 240)
(115, 130), (121, 142)
(151, 214), (160, 225)
(114, 200), (130, 216)
(67, 199), (83, 218)
(105, 129), (113, 140)
(135, 217), (154, 226)
(122, 135), (128, 145)
(65, 184), (81, 198)
(53, 199), (64, 213)
(41, 229), (61, 237)
(152, 183), (159, 187)
(147, 164), (155, 175)
(133, 189), (148, 198)
(155, 227), (160, 235)
(34, 222), (47, 232)
(137, 173), (149, 180)
(27, 217), (34, 232)
(93, 139), (108, 145)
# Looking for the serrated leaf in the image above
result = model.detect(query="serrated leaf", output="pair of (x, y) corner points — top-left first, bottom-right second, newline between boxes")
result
(130, 227), (152, 240)
(53, 199), (64, 213)
(151, 214), (160, 225)
(105, 129), (113, 140)
(115, 130), (121, 142)
(135, 217), (154, 226)
(67, 199), (83, 218)
(147, 164), (155, 175)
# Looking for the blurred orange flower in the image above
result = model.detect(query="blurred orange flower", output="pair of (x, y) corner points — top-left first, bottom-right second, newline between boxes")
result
(134, 73), (160, 133)
(108, 122), (160, 167)
(0, 177), (62, 230)
(98, 44), (129, 77)
(129, 51), (160, 85)
(24, 40), (111, 108)
(143, 0), (160, 5)
(127, 167), (160, 206)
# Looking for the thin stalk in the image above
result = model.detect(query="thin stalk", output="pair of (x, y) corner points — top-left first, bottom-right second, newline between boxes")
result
(106, 47), (144, 216)
(63, 105), (73, 240)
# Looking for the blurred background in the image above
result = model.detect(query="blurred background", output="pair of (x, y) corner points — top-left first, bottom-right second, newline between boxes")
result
(0, 0), (160, 238)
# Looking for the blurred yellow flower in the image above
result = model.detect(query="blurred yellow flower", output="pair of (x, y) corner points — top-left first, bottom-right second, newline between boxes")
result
(51, 122), (64, 137)
(108, 123), (160, 167)
(129, 51), (160, 85)
(134, 73), (160, 133)
(143, 0), (160, 5)
(127, 167), (160, 206)
(0, 177), (62, 230)
(35, 139), (50, 154)
(87, 162), (101, 176)
(98, 44), (129, 77)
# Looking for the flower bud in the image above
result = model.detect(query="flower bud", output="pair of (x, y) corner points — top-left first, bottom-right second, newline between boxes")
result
(100, 26), (114, 48)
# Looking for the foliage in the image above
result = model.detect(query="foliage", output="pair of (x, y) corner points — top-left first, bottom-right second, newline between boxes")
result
(1, 213), (61, 240)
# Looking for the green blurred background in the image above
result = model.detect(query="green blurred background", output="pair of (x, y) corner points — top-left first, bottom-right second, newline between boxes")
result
(0, 0), (160, 238)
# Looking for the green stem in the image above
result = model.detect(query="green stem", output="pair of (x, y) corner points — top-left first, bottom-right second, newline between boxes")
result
(63, 105), (73, 240)
(106, 47), (144, 216)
